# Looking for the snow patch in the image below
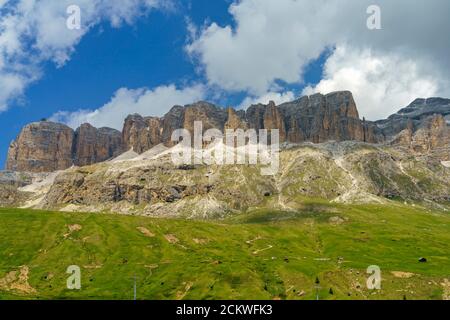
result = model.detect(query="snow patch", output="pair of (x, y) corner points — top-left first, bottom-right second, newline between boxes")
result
(110, 148), (139, 163)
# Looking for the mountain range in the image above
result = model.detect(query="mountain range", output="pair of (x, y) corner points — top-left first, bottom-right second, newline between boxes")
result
(1, 91), (449, 217)
(5, 91), (450, 173)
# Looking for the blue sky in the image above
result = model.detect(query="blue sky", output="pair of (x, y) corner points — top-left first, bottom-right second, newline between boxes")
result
(0, 0), (449, 168)
(0, 0), (326, 168)
(0, 0), (230, 167)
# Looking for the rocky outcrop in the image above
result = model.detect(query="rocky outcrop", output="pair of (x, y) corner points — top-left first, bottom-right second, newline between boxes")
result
(160, 106), (185, 147)
(385, 99), (450, 160)
(0, 171), (33, 188)
(224, 108), (248, 130)
(245, 92), (361, 145)
(6, 122), (75, 172)
(122, 114), (163, 153)
(74, 124), (123, 166)
(7, 92), (450, 173)
(7, 121), (123, 172)
(122, 101), (230, 153)
(278, 91), (376, 143)
(0, 171), (35, 207)
(0, 91), (391, 173)
(121, 91), (380, 154)
(286, 116), (305, 143)
(5, 141), (448, 217)
(391, 114), (450, 160)
(263, 101), (287, 142)
(376, 97), (450, 140)
(183, 101), (228, 134)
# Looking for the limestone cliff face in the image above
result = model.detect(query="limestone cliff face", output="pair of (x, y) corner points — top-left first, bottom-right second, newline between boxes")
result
(5, 92), (383, 173)
(74, 124), (123, 166)
(122, 102), (229, 153)
(160, 106), (185, 147)
(392, 114), (450, 160)
(386, 98), (450, 160)
(183, 102), (228, 133)
(121, 93), (373, 153)
(6, 122), (75, 172)
(122, 114), (163, 153)
(7, 121), (123, 172)
(376, 97), (450, 140)
(224, 108), (248, 130)
(7, 92), (450, 173)
(263, 101), (287, 142)
(279, 91), (376, 143)
(14, 142), (450, 217)
(286, 116), (305, 143)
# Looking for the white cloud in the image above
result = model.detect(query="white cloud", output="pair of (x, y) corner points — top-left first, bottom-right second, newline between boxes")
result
(187, 0), (450, 118)
(50, 84), (206, 130)
(238, 91), (295, 110)
(0, 0), (170, 111)
(186, 0), (341, 95)
(303, 46), (445, 120)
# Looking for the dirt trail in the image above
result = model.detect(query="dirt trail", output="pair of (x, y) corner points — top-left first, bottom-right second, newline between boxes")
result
(274, 151), (300, 211)
(245, 236), (262, 244)
(332, 154), (358, 203)
(397, 162), (423, 192)
(252, 245), (273, 255)
(329, 144), (384, 204)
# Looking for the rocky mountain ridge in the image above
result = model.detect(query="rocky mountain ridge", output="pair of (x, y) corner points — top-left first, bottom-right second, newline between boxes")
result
(121, 91), (378, 154)
(2, 141), (449, 217)
(1, 90), (449, 216)
(6, 122), (123, 172)
(5, 91), (450, 173)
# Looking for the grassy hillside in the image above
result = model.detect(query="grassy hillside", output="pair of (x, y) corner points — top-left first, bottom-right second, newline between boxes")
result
(0, 202), (449, 300)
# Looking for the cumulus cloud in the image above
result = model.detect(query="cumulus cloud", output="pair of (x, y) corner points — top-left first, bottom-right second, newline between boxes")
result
(187, 0), (450, 119)
(50, 84), (206, 130)
(303, 46), (444, 120)
(186, 0), (341, 95)
(0, 0), (170, 111)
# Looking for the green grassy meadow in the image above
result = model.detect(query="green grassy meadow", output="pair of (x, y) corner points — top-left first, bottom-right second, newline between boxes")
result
(0, 202), (449, 300)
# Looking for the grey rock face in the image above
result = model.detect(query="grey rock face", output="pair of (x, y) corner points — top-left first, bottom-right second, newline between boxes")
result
(122, 114), (163, 153)
(278, 91), (372, 143)
(375, 97), (450, 139)
(27, 142), (450, 217)
(74, 123), (123, 166)
(121, 91), (379, 154)
(122, 102), (229, 153)
(0, 171), (33, 187)
(390, 113), (450, 160)
(396, 98), (450, 119)
(6, 122), (75, 172)
(7, 92), (450, 173)
(7, 121), (123, 172)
